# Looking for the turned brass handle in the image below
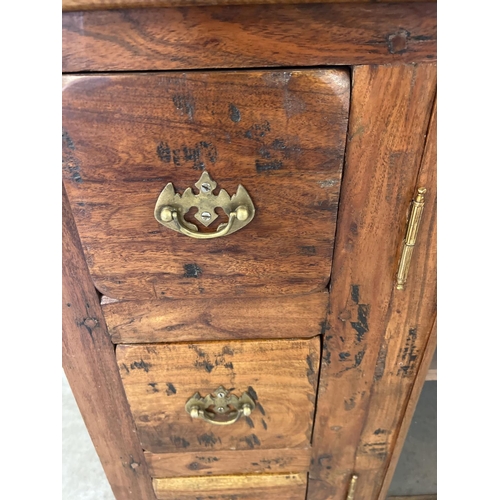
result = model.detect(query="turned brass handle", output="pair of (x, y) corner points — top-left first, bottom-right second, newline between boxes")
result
(185, 386), (256, 426)
(154, 171), (255, 239)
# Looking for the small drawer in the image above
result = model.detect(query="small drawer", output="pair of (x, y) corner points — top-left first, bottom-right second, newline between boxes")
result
(116, 338), (320, 455)
(103, 291), (329, 344)
(62, 69), (350, 301)
(153, 473), (307, 500)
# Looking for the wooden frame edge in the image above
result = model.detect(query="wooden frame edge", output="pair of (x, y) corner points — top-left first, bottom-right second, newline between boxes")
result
(63, 183), (156, 500)
(376, 318), (437, 500)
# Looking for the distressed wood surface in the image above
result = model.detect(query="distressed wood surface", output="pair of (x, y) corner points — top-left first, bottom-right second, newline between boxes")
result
(103, 291), (329, 343)
(62, 3), (436, 72)
(308, 64), (436, 500)
(62, 185), (156, 500)
(145, 447), (311, 477)
(378, 322), (436, 500)
(63, 70), (349, 301)
(153, 473), (308, 499)
(374, 103), (437, 500)
(116, 338), (320, 453)
(63, 0), (435, 11)
(352, 98), (437, 500)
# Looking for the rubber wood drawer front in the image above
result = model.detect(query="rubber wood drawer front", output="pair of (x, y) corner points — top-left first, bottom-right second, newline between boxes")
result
(62, 69), (350, 301)
(153, 473), (308, 500)
(102, 290), (329, 344)
(116, 338), (320, 461)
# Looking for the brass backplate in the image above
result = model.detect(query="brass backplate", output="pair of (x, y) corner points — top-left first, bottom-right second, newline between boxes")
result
(185, 386), (256, 425)
(154, 171), (255, 239)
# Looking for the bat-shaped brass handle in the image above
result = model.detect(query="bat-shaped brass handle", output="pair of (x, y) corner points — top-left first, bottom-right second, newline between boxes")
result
(185, 386), (255, 426)
(154, 171), (255, 239)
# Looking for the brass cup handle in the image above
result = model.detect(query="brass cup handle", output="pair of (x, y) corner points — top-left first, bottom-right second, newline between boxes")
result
(185, 386), (256, 426)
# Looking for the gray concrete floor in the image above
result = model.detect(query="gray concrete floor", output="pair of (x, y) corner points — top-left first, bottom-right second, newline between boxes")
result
(62, 373), (436, 499)
(62, 372), (114, 500)
(387, 381), (437, 497)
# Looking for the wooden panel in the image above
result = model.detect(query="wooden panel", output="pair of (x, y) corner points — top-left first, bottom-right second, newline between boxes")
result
(352, 98), (437, 500)
(62, 185), (156, 500)
(378, 322), (437, 500)
(145, 447), (311, 477)
(307, 64), (436, 500)
(63, 0), (435, 11)
(103, 291), (329, 343)
(62, 70), (349, 300)
(62, 3), (437, 72)
(153, 473), (308, 499)
(116, 338), (320, 453)
(374, 103), (437, 500)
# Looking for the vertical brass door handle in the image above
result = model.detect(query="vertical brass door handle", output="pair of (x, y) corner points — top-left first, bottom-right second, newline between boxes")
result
(185, 386), (256, 426)
(155, 171), (255, 239)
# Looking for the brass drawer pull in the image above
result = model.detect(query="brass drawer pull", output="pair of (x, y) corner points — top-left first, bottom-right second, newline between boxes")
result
(185, 386), (256, 426)
(154, 171), (255, 239)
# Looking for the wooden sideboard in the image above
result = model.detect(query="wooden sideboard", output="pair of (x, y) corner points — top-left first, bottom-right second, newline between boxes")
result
(62, 2), (437, 499)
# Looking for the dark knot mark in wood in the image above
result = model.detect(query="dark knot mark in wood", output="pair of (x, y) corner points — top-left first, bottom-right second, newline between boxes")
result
(242, 434), (261, 449)
(397, 327), (419, 377)
(197, 432), (221, 448)
(184, 263), (203, 278)
(165, 383), (177, 396)
(348, 284), (371, 342)
(229, 103), (241, 123)
(130, 360), (151, 372)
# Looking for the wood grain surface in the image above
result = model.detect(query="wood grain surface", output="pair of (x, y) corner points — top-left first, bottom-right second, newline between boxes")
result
(144, 447), (311, 477)
(116, 338), (320, 453)
(63, 0), (435, 11)
(103, 291), (329, 343)
(373, 102), (437, 500)
(62, 185), (156, 500)
(62, 3), (436, 72)
(307, 64), (436, 500)
(63, 70), (349, 300)
(378, 320), (437, 500)
(153, 473), (308, 499)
